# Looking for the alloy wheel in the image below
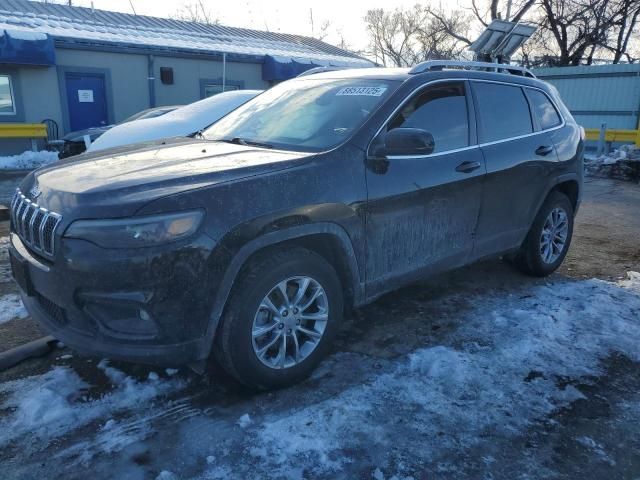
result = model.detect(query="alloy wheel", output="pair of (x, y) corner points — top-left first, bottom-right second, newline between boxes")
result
(251, 276), (329, 369)
(539, 207), (569, 264)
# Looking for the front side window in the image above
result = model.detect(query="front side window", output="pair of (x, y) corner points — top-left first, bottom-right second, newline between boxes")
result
(386, 82), (469, 154)
(204, 78), (398, 152)
(0, 75), (16, 115)
(527, 89), (562, 130)
(472, 82), (533, 143)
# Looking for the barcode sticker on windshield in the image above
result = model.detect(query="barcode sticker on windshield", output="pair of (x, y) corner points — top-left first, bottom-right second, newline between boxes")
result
(336, 86), (387, 97)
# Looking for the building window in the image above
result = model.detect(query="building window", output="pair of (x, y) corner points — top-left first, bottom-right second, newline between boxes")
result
(203, 84), (240, 98)
(0, 75), (16, 115)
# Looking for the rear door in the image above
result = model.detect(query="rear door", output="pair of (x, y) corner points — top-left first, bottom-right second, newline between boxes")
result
(365, 80), (485, 296)
(65, 73), (109, 131)
(471, 81), (560, 258)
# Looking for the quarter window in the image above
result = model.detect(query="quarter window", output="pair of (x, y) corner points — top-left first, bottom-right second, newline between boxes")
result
(527, 89), (562, 130)
(0, 75), (16, 115)
(472, 82), (533, 143)
(387, 82), (469, 153)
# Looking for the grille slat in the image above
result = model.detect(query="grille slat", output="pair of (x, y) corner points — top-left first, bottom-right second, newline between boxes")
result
(10, 189), (62, 257)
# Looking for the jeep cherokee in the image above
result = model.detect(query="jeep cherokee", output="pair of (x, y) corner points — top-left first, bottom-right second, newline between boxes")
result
(9, 61), (584, 389)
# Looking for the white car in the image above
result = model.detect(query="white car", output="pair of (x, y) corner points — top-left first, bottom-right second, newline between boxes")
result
(88, 90), (262, 153)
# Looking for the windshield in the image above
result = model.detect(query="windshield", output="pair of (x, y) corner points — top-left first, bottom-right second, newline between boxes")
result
(203, 78), (398, 152)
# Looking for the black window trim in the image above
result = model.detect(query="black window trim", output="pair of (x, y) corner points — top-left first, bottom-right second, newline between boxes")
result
(368, 77), (566, 160)
(470, 81), (534, 143)
(523, 86), (563, 132)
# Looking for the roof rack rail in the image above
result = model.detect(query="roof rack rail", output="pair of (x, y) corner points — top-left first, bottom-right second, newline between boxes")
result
(297, 66), (349, 78)
(409, 60), (536, 79)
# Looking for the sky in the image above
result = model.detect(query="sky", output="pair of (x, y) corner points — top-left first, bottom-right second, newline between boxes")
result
(60, 0), (472, 54)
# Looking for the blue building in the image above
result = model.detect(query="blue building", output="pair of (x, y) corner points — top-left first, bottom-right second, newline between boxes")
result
(0, 0), (372, 155)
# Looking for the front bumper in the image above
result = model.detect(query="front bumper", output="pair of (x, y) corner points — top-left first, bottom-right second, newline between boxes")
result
(10, 231), (219, 366)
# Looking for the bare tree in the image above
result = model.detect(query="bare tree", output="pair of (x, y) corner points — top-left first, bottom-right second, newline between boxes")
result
(605, 0), (640, 63)
(309, 9), (331, 41)
(532, 0), (640, 66)
(364, 5), (471, 67)
(173, 1), (218, 25)
(364, 7), (426, 66)
(427, 0), (537, 49)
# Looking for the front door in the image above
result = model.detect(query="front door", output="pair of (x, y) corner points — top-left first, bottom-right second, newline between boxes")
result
(365, 81), (485, 297)
(65, 72), (108, 131)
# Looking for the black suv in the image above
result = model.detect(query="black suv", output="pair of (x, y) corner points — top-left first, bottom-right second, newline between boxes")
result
(9, 62), (583, 389)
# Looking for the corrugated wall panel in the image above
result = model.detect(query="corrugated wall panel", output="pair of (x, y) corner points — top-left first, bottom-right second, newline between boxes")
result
(534, 64), (640, 132)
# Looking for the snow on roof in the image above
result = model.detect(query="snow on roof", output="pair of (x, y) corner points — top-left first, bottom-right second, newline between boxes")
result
(0, 0), (373, 67)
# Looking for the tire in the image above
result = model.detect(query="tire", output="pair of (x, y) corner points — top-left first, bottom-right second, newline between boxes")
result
(513, 191), (574, 277)
(214, 247), (343, 390)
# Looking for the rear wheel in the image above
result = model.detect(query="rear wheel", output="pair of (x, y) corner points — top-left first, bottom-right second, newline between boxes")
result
(513, 191), (574, 277)
(214, 247), (343, 390)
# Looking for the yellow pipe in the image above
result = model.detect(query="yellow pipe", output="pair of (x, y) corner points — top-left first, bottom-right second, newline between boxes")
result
(0, 123), (47, 138)
(584, 128), (640, 146)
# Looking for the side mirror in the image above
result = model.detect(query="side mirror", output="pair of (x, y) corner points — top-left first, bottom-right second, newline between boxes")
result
(383, 128), (435, 157)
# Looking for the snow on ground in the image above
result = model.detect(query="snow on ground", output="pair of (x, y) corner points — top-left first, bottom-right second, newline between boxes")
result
(1, 273), (640, 479)
(0, 294), (28, 325)
(0, 150), (58, 170)
(0, 360), (185, 452)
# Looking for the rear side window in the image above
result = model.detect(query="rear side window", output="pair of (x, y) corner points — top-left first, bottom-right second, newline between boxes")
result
(526, 89), (562, 130)
(472, 82), (533, 143)
(387, 82), (469, 153)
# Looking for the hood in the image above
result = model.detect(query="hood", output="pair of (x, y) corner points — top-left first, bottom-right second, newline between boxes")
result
(63, 125), (113, 142)
(25, 139), (312, 219)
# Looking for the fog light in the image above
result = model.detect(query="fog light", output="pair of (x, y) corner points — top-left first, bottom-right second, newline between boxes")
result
(83, 301), (159, 339)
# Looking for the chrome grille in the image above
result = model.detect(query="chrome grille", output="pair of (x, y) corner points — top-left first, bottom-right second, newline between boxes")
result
(10, 189), (62, 257)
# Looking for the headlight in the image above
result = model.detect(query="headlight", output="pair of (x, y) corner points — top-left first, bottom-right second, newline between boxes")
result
(64, 210), (204, 248)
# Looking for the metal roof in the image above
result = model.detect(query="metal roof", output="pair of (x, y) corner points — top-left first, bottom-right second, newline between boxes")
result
(0, 0), (372, 66)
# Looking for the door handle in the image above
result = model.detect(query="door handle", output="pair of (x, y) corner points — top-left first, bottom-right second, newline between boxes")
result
(455, 161), (482, 173)
(535, 145), (554, 156)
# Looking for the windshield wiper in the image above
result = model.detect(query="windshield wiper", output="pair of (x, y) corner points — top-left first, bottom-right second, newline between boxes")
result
(221, 137), (274, 149)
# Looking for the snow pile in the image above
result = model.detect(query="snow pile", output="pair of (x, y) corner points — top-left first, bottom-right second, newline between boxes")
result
(88, 90), (261, 153)
(0, 293), (28, 324)
(585, 144), (640, 181)
(0, 361), (185, 449)
(0, 150), (58, 170)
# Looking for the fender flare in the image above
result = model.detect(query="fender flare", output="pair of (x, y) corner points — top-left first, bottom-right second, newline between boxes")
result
(530, 173), (581, 225)
(201, 222), (364, 356)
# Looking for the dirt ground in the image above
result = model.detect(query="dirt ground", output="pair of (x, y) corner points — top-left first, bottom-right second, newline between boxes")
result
(560, 177), (640, 281)
(0, 176), (639, 480)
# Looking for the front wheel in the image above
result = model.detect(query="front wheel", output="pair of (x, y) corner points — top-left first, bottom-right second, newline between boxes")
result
(513, 191), (574, 277)
(214, 247), (343, 390)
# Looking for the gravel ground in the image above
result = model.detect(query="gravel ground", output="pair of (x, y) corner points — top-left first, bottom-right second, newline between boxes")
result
(0, 176), (638, 480)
